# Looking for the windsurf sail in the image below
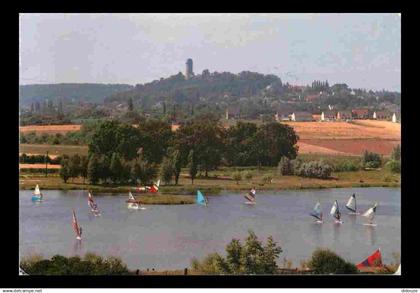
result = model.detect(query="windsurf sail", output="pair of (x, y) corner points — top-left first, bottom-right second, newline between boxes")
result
(362, 202), (378, 221)
(356, 248), (383, 269)
(244, 188), (256, 202)
(33, 184), (42, 198)
(87, 192), (99, 213)
(128, 191), (136, 202)
(196, 190), (207, 206)
(72, 209), (82, 239)
(310, 202), (323, 221)
(345, 194), (357, 212)
(330, 200), (341, 221)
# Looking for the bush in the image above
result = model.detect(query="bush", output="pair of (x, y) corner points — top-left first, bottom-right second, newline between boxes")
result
(386, 160), (401, 173)
(333, 160), (359, 172)
(278, 157), (293, 175)
(391, 144), (401, 161)
(243, 171), (253, 180)
(191, 231), (282, 274)
(20, 253), (130, 275)
(362, 151), (382, 168)
(262, 174), (273, 184)
(307, 248), (358, 274)
(232, 172), (242, 184)
(296, 161), (332, 179)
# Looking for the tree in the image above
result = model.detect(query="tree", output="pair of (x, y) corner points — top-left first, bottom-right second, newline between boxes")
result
(224, 122), (258, 166)
(253, 122), (299, 167)
(59, 158), (71, 183)
(187, 150), (198, 184)
(307, 248), (358, 274)
(110, 153), (124, 183)
(69, 154), (81, 182)
(80, 156), (89, 184)
(278, 157), (293, 175)
(362, 151), (382, 169)
(171, 149), (183, 185)
(160, 156), (174, 185)
(391, 144), (401, 161)
(191, 231), (282, 274)
(87, 154), (101, 185)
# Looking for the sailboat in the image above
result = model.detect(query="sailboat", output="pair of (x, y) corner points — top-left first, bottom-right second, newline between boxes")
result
(345, 193), (359, 214)
(356, 248), (383, 270)
(196, 190), (208, 206)
(244, 188), (256, 205)
(330, 200), (343, 224)
(87, 192), (101, 216)
(127, 192), (146, 210)
(31, 184), (43, 202)
(310, 202), (323, 223)
(72, 209), (82, 240)
(362, 202), (378, 226)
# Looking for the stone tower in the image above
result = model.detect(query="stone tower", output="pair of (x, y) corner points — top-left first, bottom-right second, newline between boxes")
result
(185, 58), (194, 80)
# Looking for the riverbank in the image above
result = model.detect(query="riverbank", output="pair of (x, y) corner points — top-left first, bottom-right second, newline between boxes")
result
(19, 167), (400, 203)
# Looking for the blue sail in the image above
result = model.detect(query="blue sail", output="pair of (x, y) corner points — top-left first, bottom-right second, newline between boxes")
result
(196, 190), (207, 206)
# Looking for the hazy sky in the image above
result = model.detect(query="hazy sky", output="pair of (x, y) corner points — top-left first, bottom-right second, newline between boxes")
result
(19, 13), (401, 91)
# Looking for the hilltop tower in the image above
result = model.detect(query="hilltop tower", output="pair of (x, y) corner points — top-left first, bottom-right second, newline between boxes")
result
(185, 58), (194, 80)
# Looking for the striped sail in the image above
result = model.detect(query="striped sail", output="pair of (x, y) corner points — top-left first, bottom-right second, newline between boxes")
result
(330, 200), (341, 220)
(362, 203), (378, 221)
(244, 190), (256, 202)
(72, 210), (81, 239)
(345, 194), (357, 212)
(196, 190), (207, 206)
(88, 192), (99, 213)
(128, 192), (136, 202)
(310, 202), (323, 220)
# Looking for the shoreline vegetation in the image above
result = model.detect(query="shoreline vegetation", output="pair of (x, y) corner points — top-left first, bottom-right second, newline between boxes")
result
(20, 167), (400, 204)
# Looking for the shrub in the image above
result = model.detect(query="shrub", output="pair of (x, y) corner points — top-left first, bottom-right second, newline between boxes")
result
(278, 157), (293, 175)
(390, 144), (401, 161)
(296, 161), (332, 179)
(362, 151), (382, 168)
(20, 253), (130, 275)
(232, 172), (242, 184)
(333, 160), (359, 172)
(191, 231), (282, 275)
(307, 248), (358, 274)
(262, 174), (273, 184)
(243, 171), (253, 180)
(386, 160), (401, 173)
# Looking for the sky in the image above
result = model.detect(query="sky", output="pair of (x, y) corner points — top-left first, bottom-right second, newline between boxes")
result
(19, 13), (401, 91)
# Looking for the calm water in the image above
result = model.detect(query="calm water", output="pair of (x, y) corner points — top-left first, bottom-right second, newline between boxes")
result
(19, 187), (400, 270)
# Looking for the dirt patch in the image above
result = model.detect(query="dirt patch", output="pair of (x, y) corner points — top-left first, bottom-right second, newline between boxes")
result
(20, 124), (81, 134)
(19, 163), (61, 169)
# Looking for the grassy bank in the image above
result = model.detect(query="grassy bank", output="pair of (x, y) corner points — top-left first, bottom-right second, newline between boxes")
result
(20, 166), (400, 201)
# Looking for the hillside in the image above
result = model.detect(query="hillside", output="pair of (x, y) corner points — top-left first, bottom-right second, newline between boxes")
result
(19, 83), (134, 106)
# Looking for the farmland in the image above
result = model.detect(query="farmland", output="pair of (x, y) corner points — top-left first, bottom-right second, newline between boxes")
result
(19, 119), (400, 156)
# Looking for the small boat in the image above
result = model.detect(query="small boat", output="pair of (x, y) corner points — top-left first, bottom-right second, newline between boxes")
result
(310, 202), (323, 223)
(196, 190), (208, 206)
(244, 188), (256, 205)
(362, 202), (378, 226)
(127, 192), (146, 210)
(330, 200), (343, 224)
(136, 180), (160, 193)
(87, 192), (101, 216)
(31, 184), (43, 202)
(72, 209), (82, 240)
(345, 193), (359, 215)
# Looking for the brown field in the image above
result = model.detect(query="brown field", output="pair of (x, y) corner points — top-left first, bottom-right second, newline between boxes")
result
(19, 163), (61, 169)
(20, 124), (81, 134)
(19, 144), (89, 157)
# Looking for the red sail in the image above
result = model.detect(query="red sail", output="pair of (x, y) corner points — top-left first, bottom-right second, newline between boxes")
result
(72, 210), (81, 237)
(356, 249), (383, 269)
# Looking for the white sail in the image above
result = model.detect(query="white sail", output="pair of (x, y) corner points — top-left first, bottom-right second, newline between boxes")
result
(345, 194), (356, 212)
(330, 200), (341, 220)
(310, 202), (322, 220)
(34, 185), (41, 195)
(156, 180), (160, 187)
(128, 192), (136, 201)
(330, 201), (337, 215)
(362, 203), (377, 221)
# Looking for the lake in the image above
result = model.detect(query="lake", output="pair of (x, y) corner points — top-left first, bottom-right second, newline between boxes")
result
(19, 187), (400, 270)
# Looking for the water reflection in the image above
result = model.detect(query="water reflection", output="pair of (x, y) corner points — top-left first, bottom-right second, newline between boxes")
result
(364, 225), (376, 246)
(333, 222), (341, 242)
(347, 214), (357, 227)
(73, 239), (82, 254)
